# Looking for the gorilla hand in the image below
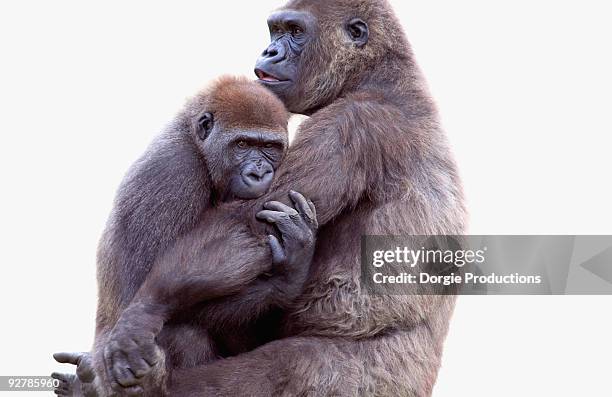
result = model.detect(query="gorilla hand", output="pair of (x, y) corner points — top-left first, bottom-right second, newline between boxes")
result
(257, 190), (317, 302)
(103, 304), (165, 394)
(52, 352), (99, 397)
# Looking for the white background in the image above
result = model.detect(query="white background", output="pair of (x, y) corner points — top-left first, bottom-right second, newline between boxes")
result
(1, 1), (611, 396)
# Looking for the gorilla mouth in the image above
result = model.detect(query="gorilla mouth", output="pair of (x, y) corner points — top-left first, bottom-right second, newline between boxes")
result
(255, 69), (286, 83)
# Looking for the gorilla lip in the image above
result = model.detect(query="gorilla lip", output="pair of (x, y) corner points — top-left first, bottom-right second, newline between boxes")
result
(255, 68), (286, 83)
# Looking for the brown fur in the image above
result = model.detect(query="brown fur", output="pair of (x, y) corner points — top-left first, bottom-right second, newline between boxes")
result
(65, 0), (466, 395)
(166, 1), (467, 396)
(185, 75), (289, 132)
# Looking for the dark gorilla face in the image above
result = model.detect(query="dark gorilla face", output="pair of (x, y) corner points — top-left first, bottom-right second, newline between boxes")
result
(254, 6), (369, 115)
(254, 10), (315, 112)
(221, 130), (285, 200)
(188, 76), (289, 202)
(194, 112), (287, 202)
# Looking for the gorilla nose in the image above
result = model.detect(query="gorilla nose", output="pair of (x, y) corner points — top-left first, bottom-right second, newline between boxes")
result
(247, 170), (268, 182)
(243, 165), (273, 185)
(260, 42), (285, 64)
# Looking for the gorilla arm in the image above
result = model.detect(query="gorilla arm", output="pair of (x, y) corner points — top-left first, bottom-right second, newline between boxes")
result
(103, 194), (318, 392)
(118, 193), (317, 326)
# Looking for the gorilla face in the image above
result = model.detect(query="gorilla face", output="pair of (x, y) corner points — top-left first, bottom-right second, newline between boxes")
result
(254, 10), (314, 111)
(223, 131), (284, 200)
(254, 9), (369, 114)
(194, 111), (286, 201)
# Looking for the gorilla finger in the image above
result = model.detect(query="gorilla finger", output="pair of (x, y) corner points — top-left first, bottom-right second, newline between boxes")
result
(256, 210), (288, 224)
(307, 199), (318, 227)
(126, 353), (151, 378)
(135, 339), (162, 366)
(110, 380), (122, 393)
(106, 352), (136, 390)
(264, 200), (298, 216)
(268, 235), (287, 265)
(258, 210), (301, 239)
(112, 360), (139, 388)
(103, 347), (115, 381)
(124, 385), (145, 396)
(53, 352), (84, 366)
(289, 191), (315, 222)
(50, 372), (73, 382)
(53, 382), (69, 390)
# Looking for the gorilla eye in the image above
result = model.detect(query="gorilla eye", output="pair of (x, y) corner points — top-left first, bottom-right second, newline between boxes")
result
(290, 26), (303, 35)
(265, 143), (273, 148)
(196, 112), (214, 140)
(237, 140), (248, 148)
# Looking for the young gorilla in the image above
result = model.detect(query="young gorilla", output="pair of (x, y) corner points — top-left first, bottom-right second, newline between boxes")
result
(52, 76), (318, 396)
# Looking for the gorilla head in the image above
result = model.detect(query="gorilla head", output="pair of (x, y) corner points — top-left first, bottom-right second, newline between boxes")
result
(255, 0), (409, 115)
(189, 76), (289, 201)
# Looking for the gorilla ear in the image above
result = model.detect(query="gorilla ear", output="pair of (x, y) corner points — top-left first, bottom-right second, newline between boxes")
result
(196, 112), (214, 140)
(347, 18), (368, 48)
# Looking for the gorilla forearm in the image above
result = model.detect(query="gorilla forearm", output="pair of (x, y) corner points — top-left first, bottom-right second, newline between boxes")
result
(169, 336), (358, 396)
(170, 327), (444, 397)
(127, 201), (314, 327)
(194, 272), (309, 331)
(105, 215), (268, 342)
(141, 221), (268, 314)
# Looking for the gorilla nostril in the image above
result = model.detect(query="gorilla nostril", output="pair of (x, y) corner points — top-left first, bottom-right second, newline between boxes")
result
(247, 172), (262, 182)
(246, 169), (267, 182)
(245, 167), (272, 183)
(262, 44), (279, 59)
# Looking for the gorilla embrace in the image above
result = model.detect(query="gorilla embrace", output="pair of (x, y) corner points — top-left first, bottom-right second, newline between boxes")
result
(54, 76), (319, 396)
(55, 0), (466, 396)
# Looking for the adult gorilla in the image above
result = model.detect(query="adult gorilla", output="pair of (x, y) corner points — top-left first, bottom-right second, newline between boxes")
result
(168, 0), (467, 395)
